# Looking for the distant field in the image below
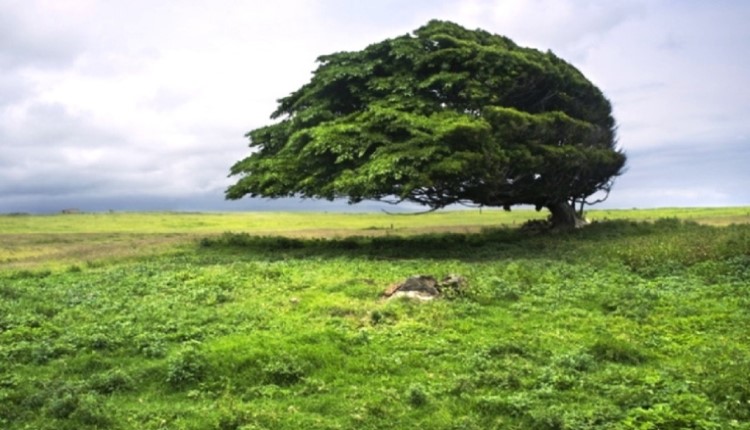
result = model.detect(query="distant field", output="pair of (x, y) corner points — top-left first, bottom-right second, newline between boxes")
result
(0, 209), (538, 270)
(1, 208), (749, 429)
(1, 209), (541, 235)
(1, 207), (748, 270)
(2, 206), (749, 235)
(587, 206), (750, 226)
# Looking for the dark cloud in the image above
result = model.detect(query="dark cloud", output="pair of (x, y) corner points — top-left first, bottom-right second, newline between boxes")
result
(0, 177), (100, 199)
(0, 102), (151, 206)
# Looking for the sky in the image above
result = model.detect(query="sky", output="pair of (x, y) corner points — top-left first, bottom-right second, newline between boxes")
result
(1, 0), (749, 213)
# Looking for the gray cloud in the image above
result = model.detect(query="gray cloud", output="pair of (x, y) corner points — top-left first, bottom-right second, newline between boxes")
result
(1, 1), (748, 213)
(0, 3), (85, 71)
(605, 139), (750, 208)
(0, 72), (33, 110)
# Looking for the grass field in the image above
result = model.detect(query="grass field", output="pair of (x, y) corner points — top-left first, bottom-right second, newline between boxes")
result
(2, 207), (749, 271)
(1, 207), (749, 429)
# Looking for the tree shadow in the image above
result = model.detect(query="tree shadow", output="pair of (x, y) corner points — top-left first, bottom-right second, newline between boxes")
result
(197, 219), (663, 263)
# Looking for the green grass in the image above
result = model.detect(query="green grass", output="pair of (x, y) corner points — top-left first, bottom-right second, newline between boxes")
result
(2, 207), (747, 271)
(585, 206), (750, 226)
(2, 207), (748, 235)
(0, 209), (548, 234)
(1, 208), (749, 429)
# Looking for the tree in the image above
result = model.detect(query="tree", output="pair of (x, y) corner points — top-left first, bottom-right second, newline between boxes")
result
(227, 20), (626, 229)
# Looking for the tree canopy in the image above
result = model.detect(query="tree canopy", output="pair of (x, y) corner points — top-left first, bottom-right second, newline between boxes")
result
(227, 20), (626, 227)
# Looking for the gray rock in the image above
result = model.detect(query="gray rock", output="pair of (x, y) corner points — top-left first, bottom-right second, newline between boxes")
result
(438, 274), (468, 293)
(384, 275), (467, 301)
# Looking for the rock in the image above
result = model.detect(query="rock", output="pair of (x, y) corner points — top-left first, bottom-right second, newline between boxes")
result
(383, 275), (440, 300)
(392, 290), (438, 301)
(382, 282), (403, 297)
(438, 274), (468, 293)
(399, 275), (439, 295)
(383, 274), (467, 300)
(384, 275), (467, 301)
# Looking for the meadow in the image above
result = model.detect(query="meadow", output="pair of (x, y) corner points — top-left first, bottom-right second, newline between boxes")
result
(1, 207), (749, 429)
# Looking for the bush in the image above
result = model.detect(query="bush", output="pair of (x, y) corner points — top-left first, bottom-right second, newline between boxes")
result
(88, 368), (133, 394)
(475, 393), (531, 417)
(47, 389), (78, 419)
(407, 384), (429, 407)
(166, 342), (207, 389)
(590, 337), (648, 365)
(621, 393), (720, 429)
(262, 355), (307, 386)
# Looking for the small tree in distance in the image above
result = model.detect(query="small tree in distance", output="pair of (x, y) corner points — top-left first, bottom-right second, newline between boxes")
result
(227, 20), (626, 229)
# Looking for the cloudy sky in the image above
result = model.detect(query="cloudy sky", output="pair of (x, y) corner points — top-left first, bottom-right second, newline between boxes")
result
(2, 0), (748, 213)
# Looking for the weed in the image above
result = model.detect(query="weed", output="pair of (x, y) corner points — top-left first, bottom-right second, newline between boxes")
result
(476, 393), (531, 417)
(553, 350), (596, 372)
(589, 336), (648, 365)
(88, 368), (133, 394)
(622, 393), (720, 429)
(69, 392), (111, 427)
(486, 341), (529, 358)
(8, 269), (51, 279)
(407, 383), (429, 407)
(134, 333), (168, 359)
(46, 389), (79, 419)
(370, 308), (398, 325)
(262, 355), (307, 386)
(166, 342), (207, 389)
(1, 211), (749, 429)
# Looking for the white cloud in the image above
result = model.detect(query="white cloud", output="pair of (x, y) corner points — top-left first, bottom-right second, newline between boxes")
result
(1, 0), (749, 212)
(1, 1), (333, 208)
(440, 0), (646, 58)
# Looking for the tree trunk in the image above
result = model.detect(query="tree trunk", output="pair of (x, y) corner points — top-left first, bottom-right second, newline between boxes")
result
(547, 201), (587, 230)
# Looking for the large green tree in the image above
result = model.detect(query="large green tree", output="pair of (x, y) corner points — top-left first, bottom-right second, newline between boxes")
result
(227, 20), (626, 228)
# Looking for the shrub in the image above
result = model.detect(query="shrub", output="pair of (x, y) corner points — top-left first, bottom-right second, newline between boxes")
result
(475, 393), (531, 417)
(88, 368), (133, 394)
(370, 309), (397, 326)
(407, 384), (429, 408)
(135, 333), (167, 359)
(527, 405), (566, 430)
(69, 393), (111, 427)
(262, 355), (307, 386)
(621, 393), (720, 429)
(590, 337), (648, 365)
(47, 389), (78, 419)
(553, 350), (596, 372)
(166, 342), (207, 389)
(473, 370), (523, 390)
(487, 341), (529, 358)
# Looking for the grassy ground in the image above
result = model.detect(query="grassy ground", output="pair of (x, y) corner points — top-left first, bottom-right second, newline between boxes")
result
(2, 207), (749, 271)
(1, 208), (749, 429)
(2, 206), (748, 234)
